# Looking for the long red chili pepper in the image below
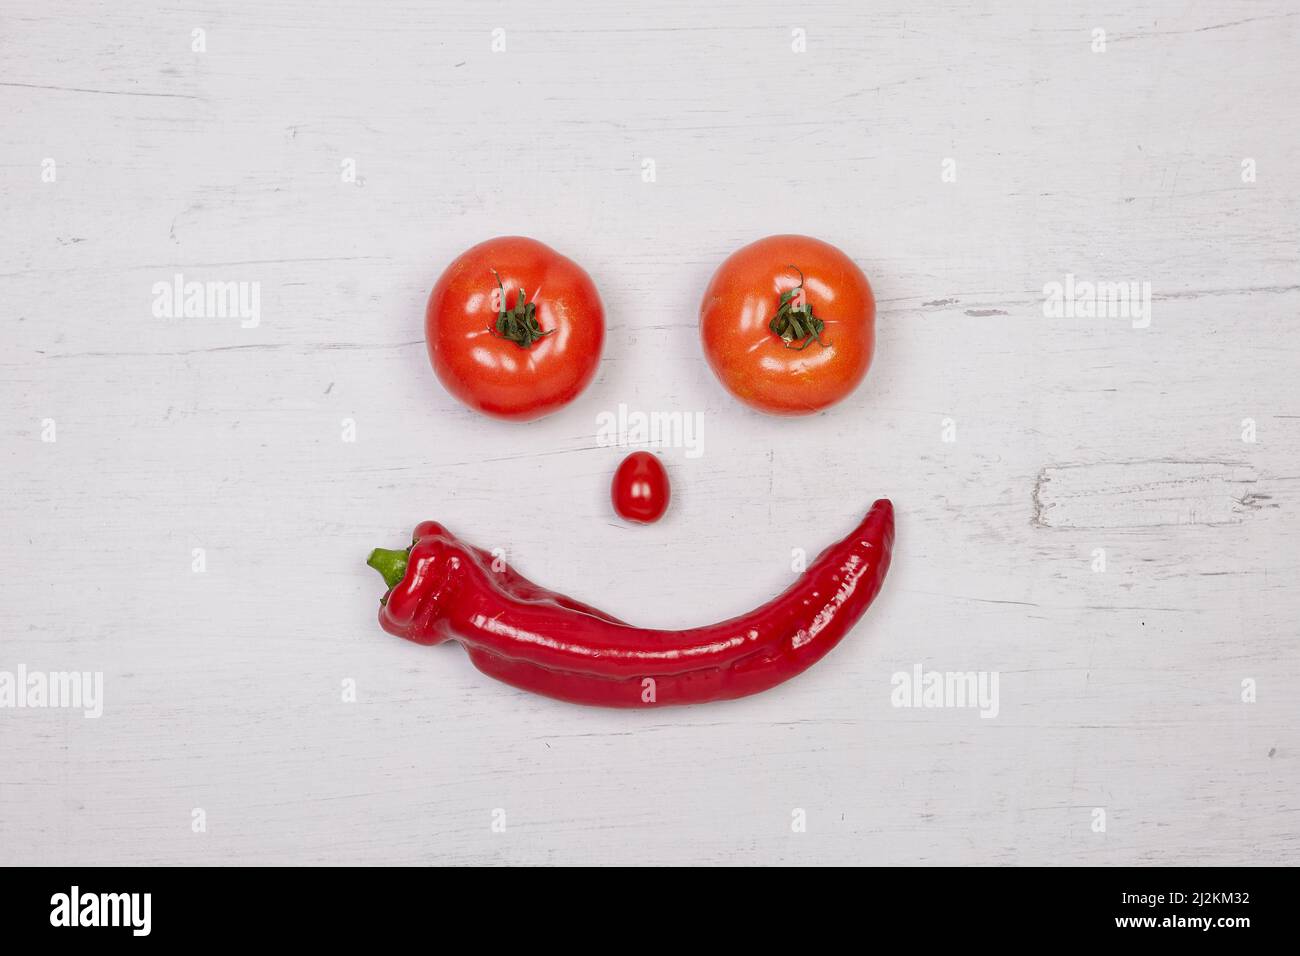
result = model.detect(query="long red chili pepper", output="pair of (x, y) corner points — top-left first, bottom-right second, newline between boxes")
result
(366, 500), (893, 707)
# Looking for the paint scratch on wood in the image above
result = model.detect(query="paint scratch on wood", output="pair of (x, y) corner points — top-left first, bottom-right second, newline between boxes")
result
(1032, 460), (1273, 529)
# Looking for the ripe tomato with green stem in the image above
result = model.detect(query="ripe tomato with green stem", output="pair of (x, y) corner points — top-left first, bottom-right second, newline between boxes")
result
(699, 235), (876, 415)
(425, 236), (605, 421)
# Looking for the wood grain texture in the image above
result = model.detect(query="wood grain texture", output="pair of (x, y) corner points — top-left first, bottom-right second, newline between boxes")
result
(1, 0), (1297, 866)
(1032, 459), (1273, 528)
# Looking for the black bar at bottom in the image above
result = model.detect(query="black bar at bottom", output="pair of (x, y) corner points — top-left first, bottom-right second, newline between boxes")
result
(0, 865), (1284, 942)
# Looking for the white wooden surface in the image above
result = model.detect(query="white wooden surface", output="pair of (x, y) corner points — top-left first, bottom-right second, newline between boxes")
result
(2, 0), (1298, 866)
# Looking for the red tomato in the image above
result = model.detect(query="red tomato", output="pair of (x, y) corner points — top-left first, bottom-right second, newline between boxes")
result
(426, 237), (605, 421)
(611, 451), (670, 524)
(699, 235), (875, 415)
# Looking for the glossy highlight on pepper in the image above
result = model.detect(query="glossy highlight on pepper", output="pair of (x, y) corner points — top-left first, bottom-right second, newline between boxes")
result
(367, 500), (894, 707)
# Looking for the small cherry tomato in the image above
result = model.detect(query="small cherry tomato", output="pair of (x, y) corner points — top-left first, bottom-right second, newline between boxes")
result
(699, 234), (875, 416)
(611, 451), (670, 524)
(425, 236), (605, 421)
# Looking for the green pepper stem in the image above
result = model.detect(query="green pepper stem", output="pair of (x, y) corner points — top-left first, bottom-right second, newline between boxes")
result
(367, 547), (410, 589)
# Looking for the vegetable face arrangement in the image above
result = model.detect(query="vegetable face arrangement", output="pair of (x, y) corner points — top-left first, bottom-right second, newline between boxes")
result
(380, 233), (893, 707)
(367, 500), (892, 707)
